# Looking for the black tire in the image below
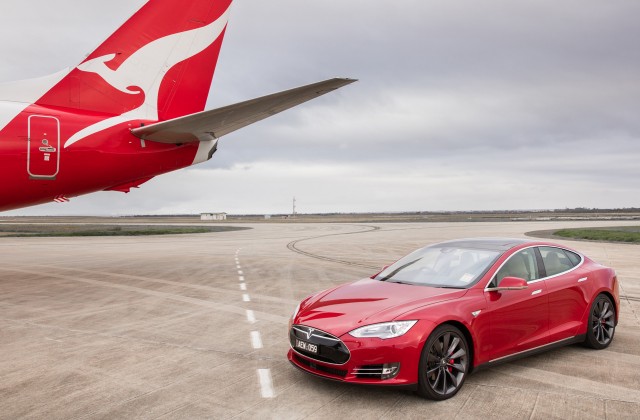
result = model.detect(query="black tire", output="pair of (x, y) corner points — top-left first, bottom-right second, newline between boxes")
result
(417, 324), (470, 400)
(584, 294), (616, 349)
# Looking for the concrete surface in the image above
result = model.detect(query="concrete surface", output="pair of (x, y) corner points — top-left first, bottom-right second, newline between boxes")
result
(0, 221), (638, 419)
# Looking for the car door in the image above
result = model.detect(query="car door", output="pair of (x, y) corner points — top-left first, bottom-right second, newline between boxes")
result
(484, 248), (549, 361)
(537, 246), (590, 343)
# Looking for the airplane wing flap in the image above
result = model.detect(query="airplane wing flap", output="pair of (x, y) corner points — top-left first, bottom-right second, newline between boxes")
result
(131, 78), (356, 144)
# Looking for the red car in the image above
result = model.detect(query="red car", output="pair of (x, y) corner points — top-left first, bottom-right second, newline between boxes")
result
(288, 238), (619, 400)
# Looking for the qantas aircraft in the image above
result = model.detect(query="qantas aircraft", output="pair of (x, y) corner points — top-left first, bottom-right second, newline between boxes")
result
(0, 0), (354, 212)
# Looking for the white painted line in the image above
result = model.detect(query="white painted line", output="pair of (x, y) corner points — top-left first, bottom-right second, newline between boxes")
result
(246, 309), (256, 323)
(239, 276), (245, 282)
(236, 265), (241, 270)
(238, 270), (243, 275)
(257, 369), (274, 398)
(240, 283), (247, 291)
(251, 331), (263, 349)
(243, 294), (251, 302)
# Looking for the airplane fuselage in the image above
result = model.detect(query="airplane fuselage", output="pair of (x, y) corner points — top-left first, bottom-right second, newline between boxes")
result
(0, 102), (202, 211)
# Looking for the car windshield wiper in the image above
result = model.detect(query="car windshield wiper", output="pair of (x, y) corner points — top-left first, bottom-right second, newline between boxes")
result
(387, 280), (415, 285)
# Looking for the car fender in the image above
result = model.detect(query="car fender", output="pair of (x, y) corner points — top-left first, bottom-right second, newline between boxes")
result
(396, 291), (486, 368)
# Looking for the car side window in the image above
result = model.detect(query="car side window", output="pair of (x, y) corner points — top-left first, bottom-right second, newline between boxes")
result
(564, 249), (581, 266)
(493, 248), (540, 286)
(539, 246), (574, 277)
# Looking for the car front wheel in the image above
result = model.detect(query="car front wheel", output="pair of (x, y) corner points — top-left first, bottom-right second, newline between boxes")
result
(417, 324), (469, 400)
(584, 294), (616, 349)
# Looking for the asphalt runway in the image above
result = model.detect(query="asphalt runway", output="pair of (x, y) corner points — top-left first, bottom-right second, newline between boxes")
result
(0, 221), (639, 419)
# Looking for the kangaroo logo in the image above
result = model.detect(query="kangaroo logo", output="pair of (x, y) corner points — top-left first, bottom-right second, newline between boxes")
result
(64, 6), (230, 148)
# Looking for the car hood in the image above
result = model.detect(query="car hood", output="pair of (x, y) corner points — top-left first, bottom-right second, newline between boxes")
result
(295, 278), (467, 337)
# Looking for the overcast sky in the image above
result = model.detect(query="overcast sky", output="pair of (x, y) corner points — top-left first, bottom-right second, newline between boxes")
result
(1, 0), (639, 215)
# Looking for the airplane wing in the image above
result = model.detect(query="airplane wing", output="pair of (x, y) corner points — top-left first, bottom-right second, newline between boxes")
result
(131, 78), (357, 144)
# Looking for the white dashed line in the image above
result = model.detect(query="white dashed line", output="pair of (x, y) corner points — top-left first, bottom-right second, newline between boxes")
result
(250, 331), (263, 349)
(257, 369), (275, 398)
(234, 252), (271, 399)
(246, 309), (256, 323)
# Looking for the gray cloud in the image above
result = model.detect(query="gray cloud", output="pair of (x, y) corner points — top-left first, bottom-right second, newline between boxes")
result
(2, 0), (639, 215)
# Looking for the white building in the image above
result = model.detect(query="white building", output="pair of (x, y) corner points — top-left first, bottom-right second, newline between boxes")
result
(200, 213), (227, 221)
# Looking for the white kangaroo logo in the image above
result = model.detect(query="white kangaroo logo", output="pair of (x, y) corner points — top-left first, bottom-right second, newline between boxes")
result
(65, 7), (230, 148)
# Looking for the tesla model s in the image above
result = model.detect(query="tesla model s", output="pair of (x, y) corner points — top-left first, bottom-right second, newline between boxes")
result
(287, 238), (619, 400)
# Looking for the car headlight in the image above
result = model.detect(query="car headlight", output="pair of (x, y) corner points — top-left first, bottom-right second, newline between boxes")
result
(348, 320), (417, 340)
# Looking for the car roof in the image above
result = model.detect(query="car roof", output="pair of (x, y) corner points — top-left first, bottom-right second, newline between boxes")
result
(435, 237), (532, 251)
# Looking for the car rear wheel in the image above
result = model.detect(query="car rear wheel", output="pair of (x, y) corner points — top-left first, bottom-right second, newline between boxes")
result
(417, 324), (469, 400)
(584, 294), (616, 349)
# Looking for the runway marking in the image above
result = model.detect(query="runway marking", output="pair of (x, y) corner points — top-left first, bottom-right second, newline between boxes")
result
(0, 267), (288, 324)
(246, 309), (256, 323)
(20, 264), (303, 304)
(257, 369), (275, 398)
(251, 331), (263, 349)
(233, 251), (273, 400)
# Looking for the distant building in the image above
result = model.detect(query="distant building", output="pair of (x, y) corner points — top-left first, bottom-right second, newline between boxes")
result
(264, 215), (271, 220)
(201, 213), (227, 221)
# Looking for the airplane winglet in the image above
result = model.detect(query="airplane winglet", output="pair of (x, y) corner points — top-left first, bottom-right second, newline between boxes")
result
(131, 78), (357, 144)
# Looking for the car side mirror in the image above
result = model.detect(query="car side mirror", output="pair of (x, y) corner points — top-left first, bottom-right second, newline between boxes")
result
(486, 276), (528, 292)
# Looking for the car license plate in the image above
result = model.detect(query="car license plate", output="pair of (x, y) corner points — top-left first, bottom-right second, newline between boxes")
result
(295, 339), (318, 354)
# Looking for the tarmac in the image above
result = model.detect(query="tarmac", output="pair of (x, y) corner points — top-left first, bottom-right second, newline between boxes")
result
(0, 221), (639, 419)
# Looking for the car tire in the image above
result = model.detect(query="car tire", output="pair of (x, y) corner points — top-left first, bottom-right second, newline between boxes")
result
(584, 294), (616, 349)
(417, 324), (470, 400)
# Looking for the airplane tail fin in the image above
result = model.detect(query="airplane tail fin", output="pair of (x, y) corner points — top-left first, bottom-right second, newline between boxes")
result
(36, 0), (233, 121)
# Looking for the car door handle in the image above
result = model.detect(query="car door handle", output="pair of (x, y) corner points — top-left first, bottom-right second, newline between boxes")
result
(578, 277), (588, 283)
(531, 289), (542, 296)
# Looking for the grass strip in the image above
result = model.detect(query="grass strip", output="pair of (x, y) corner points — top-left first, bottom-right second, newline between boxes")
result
(0, 225), (250, 237)
(554, 227), (640, 243)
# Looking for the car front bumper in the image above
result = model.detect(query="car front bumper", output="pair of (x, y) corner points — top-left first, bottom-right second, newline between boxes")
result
(287, 322), (434, 387)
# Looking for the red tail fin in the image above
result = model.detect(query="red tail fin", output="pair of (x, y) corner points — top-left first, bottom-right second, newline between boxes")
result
(36, 0), (232, 121)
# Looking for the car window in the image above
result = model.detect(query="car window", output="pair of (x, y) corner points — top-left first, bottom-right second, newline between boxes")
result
(493, 248), (540, 285)
(563, 249), (581, 266)
(539, 246), (575, 277)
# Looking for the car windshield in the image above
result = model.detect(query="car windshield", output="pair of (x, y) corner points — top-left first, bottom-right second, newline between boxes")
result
(374, 245), (502, 288)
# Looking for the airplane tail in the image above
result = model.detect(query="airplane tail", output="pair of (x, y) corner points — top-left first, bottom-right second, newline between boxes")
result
(36, 0), (233, 122)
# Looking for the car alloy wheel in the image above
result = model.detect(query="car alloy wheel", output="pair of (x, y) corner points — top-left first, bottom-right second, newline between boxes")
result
(418, 324), (469, 400)
(585, 294), (616, 349)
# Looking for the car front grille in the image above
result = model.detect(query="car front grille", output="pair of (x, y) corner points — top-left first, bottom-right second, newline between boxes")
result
(290, 324), (350, 365)
(293, 354), (348, 377)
